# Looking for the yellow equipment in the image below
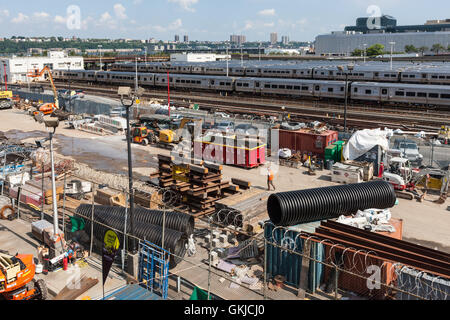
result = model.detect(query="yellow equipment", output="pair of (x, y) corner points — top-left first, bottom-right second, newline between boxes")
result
(159, 118), (202, 144)
(27, 66), (59, 115)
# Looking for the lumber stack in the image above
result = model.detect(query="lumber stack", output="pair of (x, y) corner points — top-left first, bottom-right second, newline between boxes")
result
(150, 155), (244, 219)
(215, 189), (270, 234)
(94, 188), (126, 207)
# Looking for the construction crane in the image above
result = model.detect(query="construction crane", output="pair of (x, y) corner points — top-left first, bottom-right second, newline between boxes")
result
(27, 66), (59, 115)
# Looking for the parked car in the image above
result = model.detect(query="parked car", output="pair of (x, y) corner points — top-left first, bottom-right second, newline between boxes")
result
(110, 107), (127, 118)
(234, 123), (259, 136)
(393, 139), (424, 165)
(213, 121), (235, 132)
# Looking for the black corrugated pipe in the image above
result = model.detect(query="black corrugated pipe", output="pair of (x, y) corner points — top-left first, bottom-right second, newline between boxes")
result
(76, 206), (188, 267)
(76, 205), (195, 236)
(267, 180), (397, 227)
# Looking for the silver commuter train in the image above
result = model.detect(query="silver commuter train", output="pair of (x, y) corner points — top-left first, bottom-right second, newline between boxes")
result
(53, 70), (450, 106)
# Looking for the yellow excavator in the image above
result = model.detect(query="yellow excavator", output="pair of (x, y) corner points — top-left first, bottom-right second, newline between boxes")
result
(27, 66), (59, 116)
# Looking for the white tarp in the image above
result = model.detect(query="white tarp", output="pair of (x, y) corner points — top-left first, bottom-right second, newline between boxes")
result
(343, 128), (392, 160)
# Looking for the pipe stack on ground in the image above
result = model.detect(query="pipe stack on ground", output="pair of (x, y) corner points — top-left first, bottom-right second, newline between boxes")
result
(76, 205), (193, 267)
(267, 180), (397, 227)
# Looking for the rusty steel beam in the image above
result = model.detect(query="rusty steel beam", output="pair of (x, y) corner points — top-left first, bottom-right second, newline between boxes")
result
(321, 220), (450, 262)
(314, 228), (450, 277)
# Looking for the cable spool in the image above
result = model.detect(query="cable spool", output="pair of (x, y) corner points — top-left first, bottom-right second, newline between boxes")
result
(267, 180), (397, 227)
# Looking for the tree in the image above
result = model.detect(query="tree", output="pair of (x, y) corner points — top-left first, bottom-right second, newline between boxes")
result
(351, 48), (364, 57)
(366, 44), (385, 57)
(404, 45), (418, 53)
(419, 46), (428, 56)
(431, 43), (445, 55)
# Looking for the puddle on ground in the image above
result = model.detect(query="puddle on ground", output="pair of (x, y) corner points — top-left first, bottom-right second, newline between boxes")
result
(4, 130), (158, 176)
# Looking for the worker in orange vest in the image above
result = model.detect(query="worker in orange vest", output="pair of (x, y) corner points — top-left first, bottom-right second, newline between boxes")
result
(267, 168), (276, 191)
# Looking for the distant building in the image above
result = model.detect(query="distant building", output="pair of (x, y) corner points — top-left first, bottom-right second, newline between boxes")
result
(230, 35), (246, 45)
(345, 15), (450, 34)
(316, 16), (450, 55)
(281, 36), (290, 45)
(1, 51), (84, 84)
(170, 53), (229, 62)
(175, 35), (180, 42)
(184, 35), (189, 43)
(270, 33), (278, 45)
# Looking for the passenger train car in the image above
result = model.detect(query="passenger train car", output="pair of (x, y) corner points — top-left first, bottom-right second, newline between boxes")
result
(53, 70), (450, 106)
(110, 62), (450, 85)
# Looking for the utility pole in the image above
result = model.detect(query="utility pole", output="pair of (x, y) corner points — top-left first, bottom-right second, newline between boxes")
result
(135, 58), (139, 93)
(98, 45), (103, 71)
(226, 46), (229, 77)
(389, 42), (395, 71)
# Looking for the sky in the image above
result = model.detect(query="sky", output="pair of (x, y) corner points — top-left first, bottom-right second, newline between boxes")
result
(1, 0), (450, 42)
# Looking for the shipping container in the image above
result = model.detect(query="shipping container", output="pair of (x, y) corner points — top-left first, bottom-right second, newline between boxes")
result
(278, 129), (339, 159)
(194, 134), (266, 169)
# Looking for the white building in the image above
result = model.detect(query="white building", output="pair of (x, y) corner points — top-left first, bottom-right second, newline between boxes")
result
(0, 51), (84, 84)
(315, 31), (450, 56)
(170, 53), (230, 62)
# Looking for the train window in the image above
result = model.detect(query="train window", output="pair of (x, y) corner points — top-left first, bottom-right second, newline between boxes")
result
(432, 76), (438, 79)
(391, 74), (397, 77)
(279, 85), (286, 89)
(439, 76), (445, 79)
(328, 88), (334, 92)
(406, 92), (416, 97)
(294, 86), (301, 90)
(375, 72), (379, 77)
(341, 87), (344, 92)
(382, 89), (388, 95)
(441, 94), (450, 99)
(286, 86), (293, 90)
(243, 83), (249, 87)
(211, 80), (215, 85)
(315, 86), (320, 91)
(417, 92), (427, 97)
(354, 88), (358, 93)
(227, 83), (231, 86)
(197, 81), (201, 84)
(176, 80), (180, 83)
(256, 82), (260, 88)
(237, 83), (242, 87)
(181, 80), (185, 83)
(384, 74), (390, 78)
(447, 76), (450, 79)
(429, 93), (439, 98)
(265, 84), (270, 88)
(220, 82), (225, 86)
(272, 85), (278, 89)
(302, 86), (309, 91)
(365, 90), (372, 94)
(395, 91), (405, 96)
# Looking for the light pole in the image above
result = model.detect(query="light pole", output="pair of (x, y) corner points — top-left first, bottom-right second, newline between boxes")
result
(389, 41), (395, 71)
(117, 86), (145, 254)
(144, 47), (147, 66)
(1, 60), (7, 91)
(337, 64), (354, 132)
(162, 62), (171, 117)
(241, 46), (243, 67)
(34, 114), (61, 247)
(363, 44), (367, 63)
(98, 45), (103, 71)
(135, 57), (140, 93)
(226, 46), (229, 77)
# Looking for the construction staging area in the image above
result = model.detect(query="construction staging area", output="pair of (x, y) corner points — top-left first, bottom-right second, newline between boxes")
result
(0, 60), (449, 302)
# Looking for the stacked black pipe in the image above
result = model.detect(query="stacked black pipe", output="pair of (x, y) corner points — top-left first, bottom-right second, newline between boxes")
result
(267, 180), (397, 227)
(76, 205), (194, 236)
(76, 205), (192, 267)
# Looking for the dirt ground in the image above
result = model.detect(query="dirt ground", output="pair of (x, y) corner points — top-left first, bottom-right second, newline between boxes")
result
(1, 108), (449, 252)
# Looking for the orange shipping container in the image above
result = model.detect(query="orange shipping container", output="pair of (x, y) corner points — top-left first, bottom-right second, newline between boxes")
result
(278, 129), (339, 158)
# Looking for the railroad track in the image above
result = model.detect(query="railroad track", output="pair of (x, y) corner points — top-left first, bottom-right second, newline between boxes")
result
(18, 82), (450, 131)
